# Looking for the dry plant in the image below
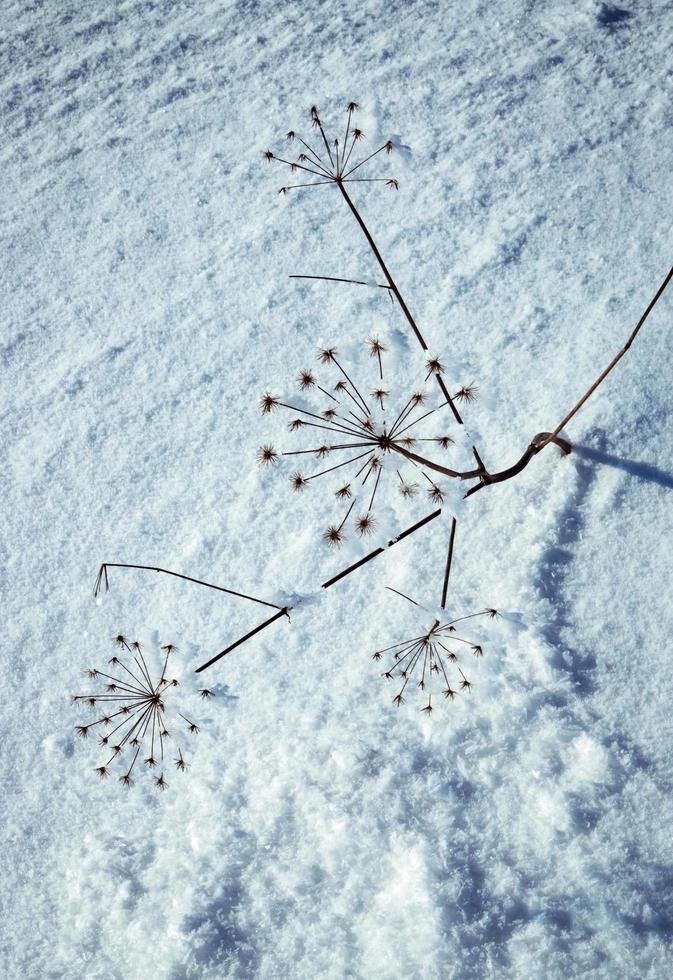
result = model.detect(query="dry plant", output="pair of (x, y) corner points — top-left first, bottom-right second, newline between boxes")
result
(258, 339), (477, 547)
(93, 562), (291, 672)
(87, 101), (672, 717)
(374, 593), (500, 711)
(265, 102), (671, 498)
(72, 635), (209, 788)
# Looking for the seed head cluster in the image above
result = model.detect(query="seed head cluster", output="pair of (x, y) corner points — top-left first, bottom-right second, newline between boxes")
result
(257, 339), (479, 547)
(72, 635), (208, 789)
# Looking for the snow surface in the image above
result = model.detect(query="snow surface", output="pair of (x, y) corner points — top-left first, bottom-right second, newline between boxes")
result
(2, 0), (673, 977)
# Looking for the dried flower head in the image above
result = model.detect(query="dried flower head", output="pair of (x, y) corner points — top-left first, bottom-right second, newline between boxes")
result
(262, 103), (398, 191)
(298, 370), (316, 390)
(318, 347), (337, 365)
(356, 514), (376, 536)
(72, 637), (203, 789)
(261, 335), (461, 548)
(425, 357), (444, 378)
(257, 445), (279, 466)
(290, 472), (308, 491)
(373, 606), (497, 713)
(455, 384), (479, 403)
(426, 482), (444, 504)
(323, 525), (344, 547)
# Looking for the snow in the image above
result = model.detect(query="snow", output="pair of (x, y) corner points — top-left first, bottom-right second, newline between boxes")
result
(2, 0), (673, 977)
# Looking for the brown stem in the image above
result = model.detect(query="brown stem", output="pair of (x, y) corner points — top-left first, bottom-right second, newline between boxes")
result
(440, 517), (457, 609)
(195, 608), (291, 673)
(289, 274), (392, 291)
(390, 434), (572, 497)
(321, 509), (442, 589)
(95, 563), (282, 609)
(335, 180), (463, 425)
(537, 261), (673, 450)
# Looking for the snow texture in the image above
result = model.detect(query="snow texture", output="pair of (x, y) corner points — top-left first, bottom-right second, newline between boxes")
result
(2, 0), (673, 977)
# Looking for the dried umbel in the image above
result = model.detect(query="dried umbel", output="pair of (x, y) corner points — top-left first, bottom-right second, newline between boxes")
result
(72, 636), (207, 789)
(258, 339), (476, 547)
(373, 606), (500, 712)
(264, 102), (397, 195)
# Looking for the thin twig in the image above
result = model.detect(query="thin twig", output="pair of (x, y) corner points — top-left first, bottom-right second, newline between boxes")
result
(94, 563), (281, 609)
(289, 274), (392, 291)
(195, 609), (290, 673)
(440, 517), (457, 610)
(538, 261), (673, 450)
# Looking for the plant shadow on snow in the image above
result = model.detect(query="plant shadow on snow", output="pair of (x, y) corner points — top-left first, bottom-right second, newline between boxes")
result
(533, 424), (672, 694)
(170, 869), (260, 978)
(619, 860), (673, 937)
(531, 420), (672, 728)
(533, 436), (606, 696)
(571, 444), (673, 490)
(596, 4), (634, 30)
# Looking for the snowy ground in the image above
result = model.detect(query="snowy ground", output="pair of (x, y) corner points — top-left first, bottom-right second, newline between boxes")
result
(2, 0), (673, 977)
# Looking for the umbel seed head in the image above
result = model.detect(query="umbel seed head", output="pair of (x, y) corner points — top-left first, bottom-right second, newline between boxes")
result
(356, 514), (376, 536)
(323, 526), (344, 547)
(298, 370), (315, 390)
(367, 337), (386, 356)
(257, 445), (279, 466)
(456, 384), (479, 403)
(260, 393), (279, 414)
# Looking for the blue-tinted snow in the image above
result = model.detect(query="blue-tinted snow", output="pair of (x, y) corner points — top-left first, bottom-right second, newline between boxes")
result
(2, 0), (673, 977)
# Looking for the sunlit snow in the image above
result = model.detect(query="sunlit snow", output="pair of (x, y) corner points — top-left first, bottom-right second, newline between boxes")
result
(2, 1), (673, 978)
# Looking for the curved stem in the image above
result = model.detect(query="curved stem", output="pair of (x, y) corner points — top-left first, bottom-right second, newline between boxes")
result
(537, 261), (673, 450)
(390, 433), (572, 497)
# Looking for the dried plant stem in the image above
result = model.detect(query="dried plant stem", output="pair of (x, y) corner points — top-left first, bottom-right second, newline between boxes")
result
(95, 563), (292, 673)
(537, 261), (673, 450)
(385, 587), (422, 607)
(391, 433), (571, 496)
(321, 508), (442, 589)
(95, 562), (282, 610)
(335, 181), (464, 425)
(289, 274), (392, 291)
(195, 608), (290, 673)
(336, 181), (671, 496)
(440, 517), (457, 609)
